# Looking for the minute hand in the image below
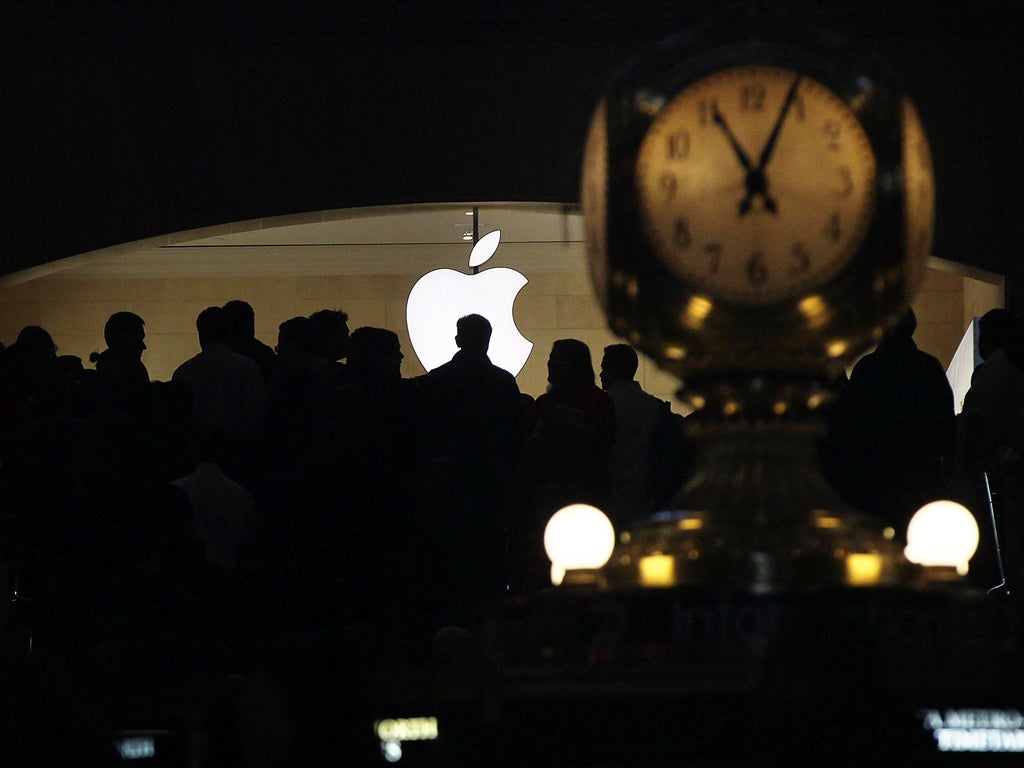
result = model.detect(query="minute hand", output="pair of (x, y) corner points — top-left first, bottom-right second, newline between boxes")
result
(757, 75), (803, 171)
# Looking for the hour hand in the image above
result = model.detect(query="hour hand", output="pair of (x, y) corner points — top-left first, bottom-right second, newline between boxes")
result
(712, 103), (754, 172)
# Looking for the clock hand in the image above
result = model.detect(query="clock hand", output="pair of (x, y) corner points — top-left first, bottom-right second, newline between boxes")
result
(712, 102), (764, 216)
(736, 76), (802, 216)
(757, 75), (803, 171)
(712, 102), (754, 172)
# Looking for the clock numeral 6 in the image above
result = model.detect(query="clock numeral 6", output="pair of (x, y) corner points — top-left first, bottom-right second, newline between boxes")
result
(667, 130), (690, 159)
(746, 252), (768, 285)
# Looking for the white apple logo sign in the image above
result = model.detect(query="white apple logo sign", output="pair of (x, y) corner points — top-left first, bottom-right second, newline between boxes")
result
(406, 229), (533, 376)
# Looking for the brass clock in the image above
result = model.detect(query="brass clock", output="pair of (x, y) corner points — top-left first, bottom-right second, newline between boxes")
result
(579, 15), (936, 588)
(634, 65), (877, 307)
(582, 20), (934, 398)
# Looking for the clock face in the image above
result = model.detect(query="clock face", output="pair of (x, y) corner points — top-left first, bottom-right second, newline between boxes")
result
(635, 65), (877, 306)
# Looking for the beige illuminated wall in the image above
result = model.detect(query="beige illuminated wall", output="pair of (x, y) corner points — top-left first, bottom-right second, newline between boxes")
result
(0, 204), (1004, 409)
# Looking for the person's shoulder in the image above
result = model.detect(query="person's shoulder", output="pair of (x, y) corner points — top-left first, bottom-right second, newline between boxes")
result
(171, 354), (200, 378)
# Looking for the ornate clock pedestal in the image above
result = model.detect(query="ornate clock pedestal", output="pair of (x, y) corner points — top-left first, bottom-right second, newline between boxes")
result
(364, 12), (1024, 768)
(606, 412), (909, 591)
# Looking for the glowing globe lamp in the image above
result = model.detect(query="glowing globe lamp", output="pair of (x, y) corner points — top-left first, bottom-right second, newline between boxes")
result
(904, 500), (980, 576)
(544, 504), (616, 586)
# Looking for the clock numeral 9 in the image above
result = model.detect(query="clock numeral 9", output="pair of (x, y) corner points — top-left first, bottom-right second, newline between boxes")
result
(824, 213), (842, 242)
(667, 130), (690, 159)
(673, 217), (692, 249)
(789, 243), (811, 274)
(746, 252), (768, 285)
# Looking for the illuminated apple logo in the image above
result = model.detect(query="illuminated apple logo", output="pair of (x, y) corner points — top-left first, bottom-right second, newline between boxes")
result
(406, 229), (533, 376)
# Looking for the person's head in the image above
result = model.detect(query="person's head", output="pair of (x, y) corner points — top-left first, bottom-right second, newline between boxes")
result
(196, 306), (230, 348)
(276, 316), (313, 364)
(309, 308), (351, 362)
(547, 338), (594, 393)
(887, 307), (918, 342)
(223, 300), (257, 346)
(455, 314), (492, 357)
(10, 326), (58, 377)
(978, 308), (1019, 361)
(348, 326), (403, 383)
(600, 343), (639, 390)
(14, 325), (57, 359)
(103, 311), (146, 358)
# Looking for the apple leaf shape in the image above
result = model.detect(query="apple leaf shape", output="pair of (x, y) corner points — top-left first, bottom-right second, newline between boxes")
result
(468, 229), (501, 268)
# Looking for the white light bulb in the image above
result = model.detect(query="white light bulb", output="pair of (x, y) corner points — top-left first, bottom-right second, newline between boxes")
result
(543, 503), (616, 586)
(904, 500), (980, 576)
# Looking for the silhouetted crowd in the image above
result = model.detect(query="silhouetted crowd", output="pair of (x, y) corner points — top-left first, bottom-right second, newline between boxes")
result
(0, 303), (690, 680)
(3, 300), (1024, 765)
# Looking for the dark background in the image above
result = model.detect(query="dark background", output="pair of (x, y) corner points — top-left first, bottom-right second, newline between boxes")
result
(3, 1), (1021, 303)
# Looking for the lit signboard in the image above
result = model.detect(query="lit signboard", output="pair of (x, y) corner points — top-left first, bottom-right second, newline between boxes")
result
(406, 230), (532, 376)
(373, 716), (439, 763)
(921, 709), (1024, 753)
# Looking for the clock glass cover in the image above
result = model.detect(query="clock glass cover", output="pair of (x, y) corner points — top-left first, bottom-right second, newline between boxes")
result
(635, 65), (876, 306)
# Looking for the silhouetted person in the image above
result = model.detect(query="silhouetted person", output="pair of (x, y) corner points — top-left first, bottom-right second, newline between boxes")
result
(414, 314), (523, 626)
(264, 315), (332, 462)
(0, 326), (66, 427)
(955, 308), (1024, 590)
(309, 308), (352, 389)
(600, 343), (688, 526)
(90, 311), (149, 387)
(822, 308), (955, 535)
(172, 306), (266, 446)
(418, 314), (523, 480)
(173, 429), (257, 571)
(224, 299), (278, 385)
(512, 339), (615, 592)
(343, 326), (419, 480)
